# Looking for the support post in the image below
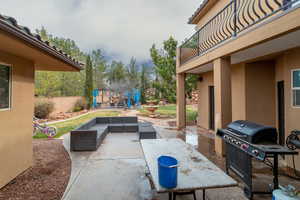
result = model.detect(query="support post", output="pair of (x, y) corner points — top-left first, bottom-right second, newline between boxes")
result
(213, 57), (232, 156)
(176, 73), (186, 129)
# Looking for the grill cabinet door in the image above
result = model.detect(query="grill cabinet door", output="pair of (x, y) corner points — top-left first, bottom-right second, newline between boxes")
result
(226, 143), (252, 196)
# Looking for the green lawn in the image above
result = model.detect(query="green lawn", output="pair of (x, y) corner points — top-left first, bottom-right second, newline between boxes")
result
(33, 110), (120, 139)
(139, 104), (197, 122)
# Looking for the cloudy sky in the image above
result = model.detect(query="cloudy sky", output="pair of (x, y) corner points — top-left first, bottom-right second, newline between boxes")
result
(1, 0), (200, 63)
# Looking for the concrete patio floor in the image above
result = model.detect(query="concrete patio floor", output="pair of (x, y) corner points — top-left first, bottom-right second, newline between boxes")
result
(61, 127), (247, 200)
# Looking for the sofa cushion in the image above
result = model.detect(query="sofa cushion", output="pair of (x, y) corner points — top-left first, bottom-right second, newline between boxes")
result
(123, 123), (139, 132)
(96, 117), (110, 124)
(109, 124), (124, 132)
(138, 123), (156, 139)
(110, 117), (124, 124)
(123, 117), (138, 123)
(89, 124), (108, 131)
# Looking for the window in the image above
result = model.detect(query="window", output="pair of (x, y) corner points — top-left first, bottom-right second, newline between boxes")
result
(0, 64), (11, 110)
(292, 69), (300, 107)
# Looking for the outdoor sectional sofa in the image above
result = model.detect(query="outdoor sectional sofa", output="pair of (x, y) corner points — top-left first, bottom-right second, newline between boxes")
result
(70, 116), (156, 151)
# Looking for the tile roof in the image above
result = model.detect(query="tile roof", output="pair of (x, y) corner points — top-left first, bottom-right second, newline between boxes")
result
(188, 0), (210, 24)
(0, 14), (83, 70)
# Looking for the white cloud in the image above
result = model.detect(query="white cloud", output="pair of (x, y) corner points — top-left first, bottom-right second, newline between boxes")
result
(1, 0), (200, 63)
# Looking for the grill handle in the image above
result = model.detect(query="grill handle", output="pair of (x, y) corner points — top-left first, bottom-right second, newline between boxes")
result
(227, 130), (248, 138)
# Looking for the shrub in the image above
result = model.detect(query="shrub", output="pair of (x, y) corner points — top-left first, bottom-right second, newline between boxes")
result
(187, 111), (198, 122)
(73, 98), (87, 112)
(34, 100), (54, 119)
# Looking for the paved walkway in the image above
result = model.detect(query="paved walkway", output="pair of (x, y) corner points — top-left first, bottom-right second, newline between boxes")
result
(61, 124), (246, 200)
(62, 132), (153, 200)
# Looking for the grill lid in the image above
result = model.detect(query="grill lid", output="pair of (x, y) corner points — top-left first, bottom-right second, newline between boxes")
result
(226, 120), (277, 144)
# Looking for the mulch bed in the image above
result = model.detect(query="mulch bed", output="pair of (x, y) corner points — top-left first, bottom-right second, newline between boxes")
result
(0, 139), (71, 200)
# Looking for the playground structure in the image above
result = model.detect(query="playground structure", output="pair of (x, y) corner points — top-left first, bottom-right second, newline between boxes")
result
(92, 88), (141, 109)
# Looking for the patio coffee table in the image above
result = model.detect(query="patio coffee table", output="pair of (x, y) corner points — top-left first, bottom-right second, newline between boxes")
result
(141, 138), (238, 200)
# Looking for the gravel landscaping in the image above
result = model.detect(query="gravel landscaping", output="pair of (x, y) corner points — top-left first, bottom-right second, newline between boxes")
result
(0, 139), (71, 200)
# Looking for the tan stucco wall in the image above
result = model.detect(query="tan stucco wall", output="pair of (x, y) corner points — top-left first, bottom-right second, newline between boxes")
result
(0, 51), (34, 188)
(231, 61), (276, 127)
(231, 63), (246, 121)
(231, 49), (300, 169)
(275, 48), (300, 169)
(245, 61), (276, 126)
(196, 0), (229, 28)
(197, 71), (214, 129)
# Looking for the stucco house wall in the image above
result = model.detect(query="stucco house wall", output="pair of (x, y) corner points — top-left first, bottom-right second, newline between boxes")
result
(230, 48), (300, 168)
(232, 61), (277, 127)
(196, 0), (229, 29)
(231, 63), (247, 121)
(197, 71), (214, 129)
(0, 14), (82, 188)
(178, 0), (300, 168)
(0, 51), (34, 188)
(245, 61), (276, 127)
(275, 48), (300, 168)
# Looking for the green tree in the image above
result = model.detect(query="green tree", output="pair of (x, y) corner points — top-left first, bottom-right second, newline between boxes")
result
(185, 75), (198, 98)
(85, 56), (93, 109)
(106, 61), (126, 85)
(35, 71), (61, 97)
(150, 36), (198, 103)
(126, 57), (140, 89)
(35, 27), (86, 97)
(150, 36), (177, 103)
(91, 49), (107, 89)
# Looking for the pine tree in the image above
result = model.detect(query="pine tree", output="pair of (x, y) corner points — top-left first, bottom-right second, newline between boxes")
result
(85, 56), (93, 109)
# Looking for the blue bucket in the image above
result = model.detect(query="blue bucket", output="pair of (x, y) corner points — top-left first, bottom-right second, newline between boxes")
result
(158, 156), (178, 188)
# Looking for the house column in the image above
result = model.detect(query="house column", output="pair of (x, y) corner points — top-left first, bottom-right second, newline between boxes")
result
(213, 57), (232, 156)
(176, 73), (186, 129)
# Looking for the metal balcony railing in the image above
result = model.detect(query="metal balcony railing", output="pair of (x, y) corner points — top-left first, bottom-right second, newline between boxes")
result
(180, 0), (300, 65)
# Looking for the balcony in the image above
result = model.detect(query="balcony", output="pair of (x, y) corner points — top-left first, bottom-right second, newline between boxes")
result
(180, 0), (300, 65)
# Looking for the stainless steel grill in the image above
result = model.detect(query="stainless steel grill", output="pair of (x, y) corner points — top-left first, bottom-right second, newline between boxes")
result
(217, 120), (298, 199)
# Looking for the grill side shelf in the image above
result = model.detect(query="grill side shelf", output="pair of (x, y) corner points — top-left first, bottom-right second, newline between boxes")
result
(255, 145), (299, 155)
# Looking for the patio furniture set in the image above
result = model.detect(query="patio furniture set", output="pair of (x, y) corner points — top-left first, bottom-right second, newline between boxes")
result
(69, 116), (238, 200)
(70, 116), (156, 151)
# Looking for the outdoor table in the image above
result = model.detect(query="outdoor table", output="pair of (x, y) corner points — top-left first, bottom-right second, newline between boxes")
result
(141, 138), (238, 200)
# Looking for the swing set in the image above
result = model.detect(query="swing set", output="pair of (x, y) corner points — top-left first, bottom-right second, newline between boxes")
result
(92, 88), (141, 109)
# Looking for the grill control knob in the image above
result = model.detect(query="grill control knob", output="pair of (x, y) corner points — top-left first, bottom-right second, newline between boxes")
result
(241, 144), (249, 150)
(252, 150), (259, 156)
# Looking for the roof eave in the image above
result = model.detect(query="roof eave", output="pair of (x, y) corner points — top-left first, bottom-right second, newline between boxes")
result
(188, 0), (210, 24)
(0, 18), (83, 70)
